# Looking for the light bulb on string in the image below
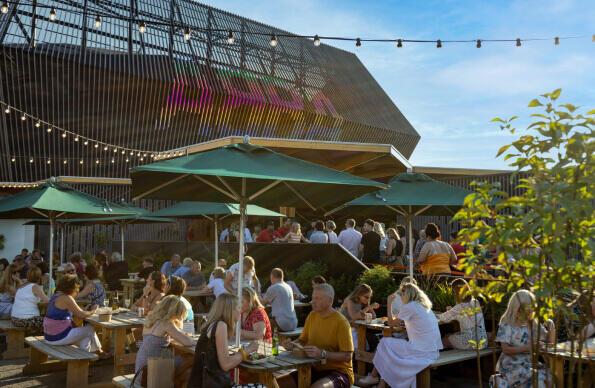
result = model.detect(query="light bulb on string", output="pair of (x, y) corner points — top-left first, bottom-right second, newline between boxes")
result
(516, 38), (521, 47)
(10, 157), (15, 162)
(63, 160), (67, 164)
(138, 22), (146, 34)
(113, 148), (118, 153)
(61, 133), (67, 138)
(436, 39), (442, 48)
(4, 106), (9, 114)
(95, 159), (99, 164)
(355, 38), (361, 48)
(29, 158), (33, 163)
(104, 146), (108, 151)
(121, 150), (126, 154)
(270, 34), (278, 47)
(47, 127), (52, 133)
(83, 140), (89, 146)
(94, 15), (101, 28)
(130, 151), (134, 156)
(49, 8), (57, 21)
(396, 39), (403, 48)
(35, 121), (41, 128)
(20, 113), (26, 121)
(476, 39), (482, 48)
(79, 160), (84, 165)
(1, 2), (8, 14)
(227, 30), (235, 44)
(111, 158), (115, 163)
(74, 136), (79, 142)
(47, 159), (51, 164)
(125, 158), (129, 162)
(183, 28), (191, 41)
(554, 37), (560, 45)
(94, 143), (99, 148)
(313, 35), (321, 46)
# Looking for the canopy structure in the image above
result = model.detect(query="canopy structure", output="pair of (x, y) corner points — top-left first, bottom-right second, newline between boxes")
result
(326, 172), (472, 276)
(0, 178), (137, 292)
(150, 201), (284, 267)
(27, 205), (176, 262)
(131, 139), (386, 352)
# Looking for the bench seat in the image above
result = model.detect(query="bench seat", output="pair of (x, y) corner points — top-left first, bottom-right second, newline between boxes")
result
(113, 374), (142, 388)
(23, 336), (98, 388)
(416, 348), (497, 388)
(0, 319), (28, 359)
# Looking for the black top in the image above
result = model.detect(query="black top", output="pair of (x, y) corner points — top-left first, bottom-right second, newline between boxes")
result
(361, 231), (381, 261)
(188, 321), (232, 388)
(103, 261), (129, 291)
(137, 266), (155, 280)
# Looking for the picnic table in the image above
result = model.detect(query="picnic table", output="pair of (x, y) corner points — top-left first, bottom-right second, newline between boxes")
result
(170, 337), (321, 387)
(543, 340), (595, 388)
(353, 319), (403, 375)
(85, 309), (145, 375)
(120, 278), (145, 304)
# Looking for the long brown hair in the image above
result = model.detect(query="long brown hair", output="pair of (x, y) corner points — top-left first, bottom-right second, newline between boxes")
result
(0, 264), (17, 293)
(347, 284), (373, 305)
(203, 293), (239, 337)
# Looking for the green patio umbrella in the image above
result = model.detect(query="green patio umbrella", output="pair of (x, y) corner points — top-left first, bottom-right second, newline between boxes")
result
(0, 178), (137, 292)
(150, 201), (283, 268)
(130, 139), (386, 348)
(26, 205), (176, 262)
(326, 172), (473, 277)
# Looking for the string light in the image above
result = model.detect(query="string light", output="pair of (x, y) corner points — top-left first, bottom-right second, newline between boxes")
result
(121, 150), (126, 154)
(4, 106), (9, 114)
(74, 136), (79, 142)
(227, 30), (235, 44)
(396, 39), (403, 48)
(270, 34), (278, 47)
(94, 143), (99, 148)
(94, 16), (101, 29)
(476, 39), (481, 48)
(183, 28), (191, 41)
(313, 35), (320, 46)
(113, 148), (118, 153)
(49, 8), (57, 21)
(46, 127), (52, 133)
(355, 38), (361, 48)
(1, 2), (8, 14)
(138, 22), (146, 34)
(35, 121), (40, 127)
(125, 157), (129, 162)
(63, 160), (67, 164)
(83, 140), (89, 145)
(20, 113), (26, 121)
(61, 133), (67, 138)
(103, 146), (108, 151)
(516, 38), (522, 47)
(554, 37), (560, 45)
(111, 158), (115, 163)
(79, 160), (84, 164)
(29, 158), (33, 163)
(46, 159), (51, 164)
(95, 159), (100, 164)
(11, 157), (15, 162)
(436, 39), (442, 48)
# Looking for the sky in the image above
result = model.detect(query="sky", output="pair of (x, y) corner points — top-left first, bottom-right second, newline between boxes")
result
(201, 0), (594, 169)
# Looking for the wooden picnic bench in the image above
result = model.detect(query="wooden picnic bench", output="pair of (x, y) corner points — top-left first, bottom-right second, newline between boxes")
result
(112, 374), (142, 388)
(0, 319), (28, 359)
(23, 336), (98, 388)
(416, 348), (496, 388)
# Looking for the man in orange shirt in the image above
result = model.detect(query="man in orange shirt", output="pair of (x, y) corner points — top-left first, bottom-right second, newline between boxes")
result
(283, 283), (354, 387)
(256, 222), (276, 243)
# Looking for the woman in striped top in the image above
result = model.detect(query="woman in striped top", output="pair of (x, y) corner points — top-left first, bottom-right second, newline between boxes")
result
(276, 222), (309, 244)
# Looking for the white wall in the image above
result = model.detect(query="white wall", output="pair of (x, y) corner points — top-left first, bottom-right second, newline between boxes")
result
(0, 220), (35, 261)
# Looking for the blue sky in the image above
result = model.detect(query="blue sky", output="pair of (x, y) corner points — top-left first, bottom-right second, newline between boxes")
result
(202, 0), (594, 169)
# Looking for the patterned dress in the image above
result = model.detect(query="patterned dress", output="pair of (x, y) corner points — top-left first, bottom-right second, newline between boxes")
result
(490, 323), (551, 388)
(438, 299), (487, 350)
(241, 307), (272, 342)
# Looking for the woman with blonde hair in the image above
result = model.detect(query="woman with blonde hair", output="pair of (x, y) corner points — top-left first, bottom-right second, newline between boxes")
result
(385, 228), (404, 265)
(360, 283), (442, 388)
(374, 223), (388, 262)
(188, 294), (261, 388)
(240, 287), (272, 342)
(438, 278), (487, 350)
(277, 222), (309, 243)
(340, 283), (380, 350)
(134, 295), (193, 386)
(490, 290), (555, 388)
(0, 263), (21, 319)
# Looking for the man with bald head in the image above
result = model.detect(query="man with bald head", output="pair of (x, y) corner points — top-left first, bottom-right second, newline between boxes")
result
(283, 283), (354, 388)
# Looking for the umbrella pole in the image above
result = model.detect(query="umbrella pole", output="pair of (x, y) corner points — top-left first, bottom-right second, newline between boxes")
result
(49, 219), (55, 296)
(408, 215), (414, 278)
(214, 218), (219, 269)
(60, 225), (64, 265)
(121, 223), (125, 261)
(234, 181), (247, 383)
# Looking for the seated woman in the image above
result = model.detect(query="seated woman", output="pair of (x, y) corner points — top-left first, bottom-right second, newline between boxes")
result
(134, 295), (194, 386)
(438, 278), (487, 350)
(490, 290), (555, 388)
(43, 274), (110, 357)
(360, 283), (442, 388)
(0, 263), (21, 319)
(386, 276), (416, 337)
(188, 293), (261, 388)
(276, 222), (309, 243)
(207, 267), (228, 298)
(76, 263), (106, 307)
(165, 276), (195, 334)
(68, 252), (86, 277)
(240, 286), (272, 342)
(133, 271), (165, 314)
(11, 267), (49, 330)
(416, 223), (457, 276)
(340, 284), (379, 348)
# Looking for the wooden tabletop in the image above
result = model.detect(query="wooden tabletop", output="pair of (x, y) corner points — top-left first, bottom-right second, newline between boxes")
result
(240, 350), (321, 372)
(353, 319), (404, 332)
(85, 310), (145, 329)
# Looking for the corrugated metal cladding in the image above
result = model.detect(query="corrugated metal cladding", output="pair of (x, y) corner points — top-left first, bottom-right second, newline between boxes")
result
(0, 0), (420, 183)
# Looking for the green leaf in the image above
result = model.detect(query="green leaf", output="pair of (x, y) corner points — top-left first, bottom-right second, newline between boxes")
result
(491, 117), (505, 123)
(496, 144), (511, 157)
(551, 88), (562, 100)
(528, 99), (543, 107)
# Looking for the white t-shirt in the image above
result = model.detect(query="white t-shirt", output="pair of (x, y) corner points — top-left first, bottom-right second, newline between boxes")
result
(327, 231), (339, 244)
(227, 262), (255, 292)
(397, 301), (443, 352)
(11, 283), (40, 319)
(208, 278), (228, 298)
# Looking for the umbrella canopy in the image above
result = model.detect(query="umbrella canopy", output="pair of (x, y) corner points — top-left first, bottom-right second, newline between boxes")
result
(150, 201), (284, 268)
(326, 172), (473, 276)
(0, 178), (137, 293)
(131, 140), (385, 352)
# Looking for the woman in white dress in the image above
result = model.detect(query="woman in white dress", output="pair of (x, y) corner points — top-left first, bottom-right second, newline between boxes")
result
(438, 278), (487, 350)
(360, 283), (442, 388)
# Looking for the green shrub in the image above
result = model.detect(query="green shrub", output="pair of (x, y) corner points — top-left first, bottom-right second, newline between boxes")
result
(357, 266), (396, 303)
(287, 261), (328, 297)
(329, 274), (356, 302)
(425, 283), (456, 312)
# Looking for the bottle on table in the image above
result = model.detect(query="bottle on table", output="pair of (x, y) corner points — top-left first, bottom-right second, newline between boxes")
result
(272, 328), (279, 356)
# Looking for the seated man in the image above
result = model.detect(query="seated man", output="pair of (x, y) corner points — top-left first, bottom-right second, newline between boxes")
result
(283, 283), (354, 388)
(261, 268), (298, 331)
(181, 260), (206, 289)
(172, 257), (193, 278)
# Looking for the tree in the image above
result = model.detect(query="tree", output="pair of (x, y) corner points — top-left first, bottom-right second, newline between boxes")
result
(453, 89), (594, 387)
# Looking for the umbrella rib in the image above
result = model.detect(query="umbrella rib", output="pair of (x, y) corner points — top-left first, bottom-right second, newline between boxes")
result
(29, 208), (49, 218)
(54, 212), (67, 219)
(248, 180), (282, 201)
(133, 174), (190, 201)
(192, 176), (238, 201)
(414, 205), (433, 216)
(283, 182), (316, 211)
(201, 215), (214, 221)
(216, 177), (240, 199)
(386, 205), (406, 216)
(324, 203), (346, 217)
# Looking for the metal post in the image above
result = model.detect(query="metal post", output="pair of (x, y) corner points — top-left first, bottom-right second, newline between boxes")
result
(408, 213), (414, 278)
(60, 225), (64, 264)
(214, 217), (219, 269)
(121, 223), (126, 260)
(234, 179), (247, 383)
(48, 218), (54, 296)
